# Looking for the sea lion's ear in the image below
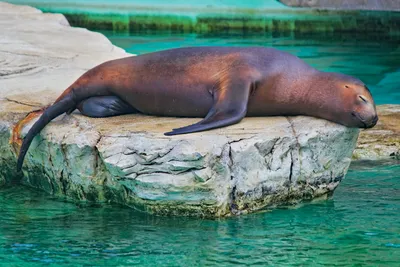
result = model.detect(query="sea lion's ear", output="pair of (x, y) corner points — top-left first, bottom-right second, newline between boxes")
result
(165, 77), (252, 136)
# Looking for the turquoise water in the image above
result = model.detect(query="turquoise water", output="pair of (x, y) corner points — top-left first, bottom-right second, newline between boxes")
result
(101, 31), (400, 105)
(1, 162), (399, 266)
(1, 18), (399, 266)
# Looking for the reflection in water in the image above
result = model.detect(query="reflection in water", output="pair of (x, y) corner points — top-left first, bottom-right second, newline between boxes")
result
(1, 163), (399, 266)
(101, 31), (400, 105)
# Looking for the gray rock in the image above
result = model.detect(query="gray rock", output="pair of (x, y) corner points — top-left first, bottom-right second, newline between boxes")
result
(0, 2), (129, 104)
(354, 105), (400, 161)
(15, 114), (359, 217)
(0, 3), (360, 216)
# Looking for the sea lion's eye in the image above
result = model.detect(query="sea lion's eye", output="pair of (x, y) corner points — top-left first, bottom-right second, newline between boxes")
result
(359, 95), (367, 103)
(344, 85), (349, 88)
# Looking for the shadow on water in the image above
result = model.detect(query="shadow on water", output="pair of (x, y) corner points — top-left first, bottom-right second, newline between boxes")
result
(1, 161), (399, 266)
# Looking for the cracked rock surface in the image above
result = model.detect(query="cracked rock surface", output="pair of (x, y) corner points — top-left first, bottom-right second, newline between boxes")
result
(354, 105), (400, 161)
(1, 2), (362, 217)
(12, 114), (359, 217)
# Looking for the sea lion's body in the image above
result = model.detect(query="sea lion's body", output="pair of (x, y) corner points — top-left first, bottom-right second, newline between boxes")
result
(82, 47), (308, 117)
(16, 46), (378, 171)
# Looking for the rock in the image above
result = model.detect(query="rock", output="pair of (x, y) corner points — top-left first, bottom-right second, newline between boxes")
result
(0, 1), (129, 186)
(278, 0), (400, 11)
(0, 3), (360, 216)
(352, 71), (400, 161)
(0, 2), (129, 103)
(354, 105), (400, 161)
(13, 114), (359, 217)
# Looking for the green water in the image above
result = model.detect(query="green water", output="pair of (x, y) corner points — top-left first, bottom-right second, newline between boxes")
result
(2, 15), (399, 266)
(1, 162), (399, 266)
(100, 31), (400, 105)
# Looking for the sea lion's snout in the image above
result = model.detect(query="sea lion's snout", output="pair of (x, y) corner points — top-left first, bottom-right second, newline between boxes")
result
(359, 113), (378, 128)
(359, 93), (378, 128)
(369, 114), (379, 127)
(350, 89), (378, 129)
(351, 93), (378, 128)
(351, 111), (378, 128)
(364, 114), (379, 128)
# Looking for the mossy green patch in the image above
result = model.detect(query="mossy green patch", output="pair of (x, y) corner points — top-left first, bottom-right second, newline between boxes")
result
(35, 7), (400, 35)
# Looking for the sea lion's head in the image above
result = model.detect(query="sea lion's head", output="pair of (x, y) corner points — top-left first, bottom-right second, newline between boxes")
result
(322, 73), (378, 129)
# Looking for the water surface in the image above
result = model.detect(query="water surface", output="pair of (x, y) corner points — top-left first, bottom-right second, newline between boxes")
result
(1, 22), (399, 267)
(1, 162), (399, 266)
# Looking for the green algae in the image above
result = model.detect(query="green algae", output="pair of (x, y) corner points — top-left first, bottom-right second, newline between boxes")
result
(6, 0), (400, 34)
(60, 11), (400, 35)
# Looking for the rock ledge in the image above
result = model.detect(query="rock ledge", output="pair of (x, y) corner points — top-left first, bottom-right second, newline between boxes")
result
(1, 3), (360, 217)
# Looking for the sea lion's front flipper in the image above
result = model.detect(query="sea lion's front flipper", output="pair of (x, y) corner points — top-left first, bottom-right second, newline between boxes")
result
(165, 77), (253, 136)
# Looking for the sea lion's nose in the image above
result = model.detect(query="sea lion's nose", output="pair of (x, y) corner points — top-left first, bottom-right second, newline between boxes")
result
(358, 94), (378, 128)
(370, 115), (379, 127)
(365, 114), (378, 128)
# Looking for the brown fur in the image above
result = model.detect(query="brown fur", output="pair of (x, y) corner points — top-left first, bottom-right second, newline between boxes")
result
(17, 46), (378, 171)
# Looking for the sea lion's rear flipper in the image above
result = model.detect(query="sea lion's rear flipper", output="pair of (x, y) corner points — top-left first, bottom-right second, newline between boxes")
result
(164, 77), (252, 136)
(17, 93), (76, 171)
(78, 96), (138, 118)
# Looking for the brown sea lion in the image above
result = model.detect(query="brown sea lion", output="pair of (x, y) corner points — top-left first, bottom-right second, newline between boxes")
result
(16, 46), (378, 171)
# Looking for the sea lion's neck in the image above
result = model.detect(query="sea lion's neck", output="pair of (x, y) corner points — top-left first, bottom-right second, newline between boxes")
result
(300, 71), (339, 121)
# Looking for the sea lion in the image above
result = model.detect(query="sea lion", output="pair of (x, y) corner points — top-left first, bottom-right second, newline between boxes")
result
(16, 46), (378, 171)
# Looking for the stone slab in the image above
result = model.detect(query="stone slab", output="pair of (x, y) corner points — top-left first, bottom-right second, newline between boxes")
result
(0, 2), (370, 217)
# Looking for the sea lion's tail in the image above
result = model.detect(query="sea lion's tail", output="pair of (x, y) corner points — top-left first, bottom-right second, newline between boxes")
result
(16, 60), (115, 171)
(16, 88), (76, 172)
